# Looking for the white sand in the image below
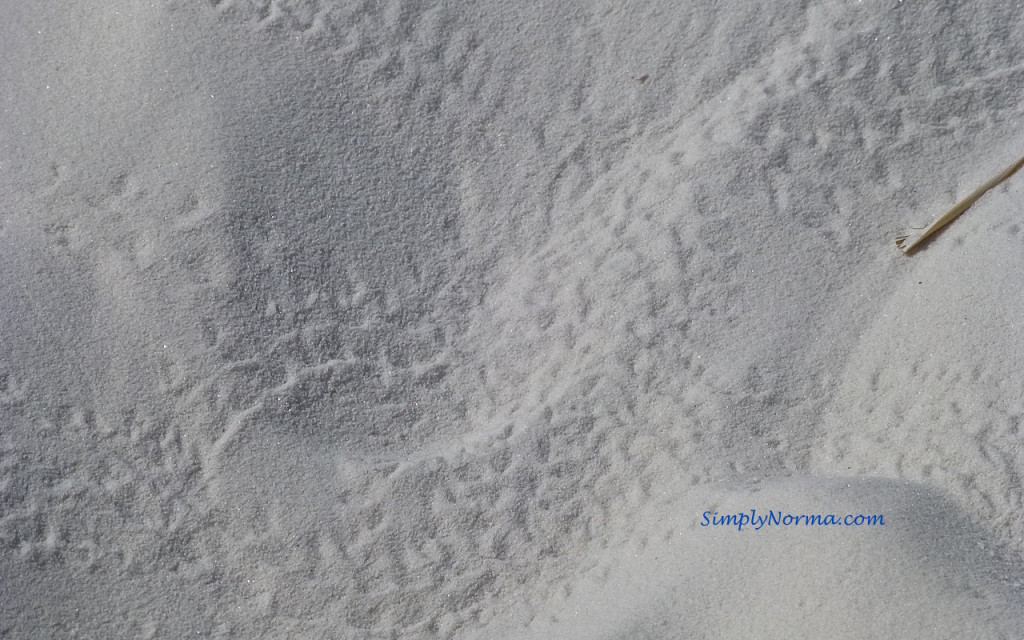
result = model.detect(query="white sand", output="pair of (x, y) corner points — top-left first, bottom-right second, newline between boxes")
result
(2, 1), (1024, 637)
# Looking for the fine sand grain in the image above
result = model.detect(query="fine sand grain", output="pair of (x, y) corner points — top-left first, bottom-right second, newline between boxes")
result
(3, 1), (1024, 638)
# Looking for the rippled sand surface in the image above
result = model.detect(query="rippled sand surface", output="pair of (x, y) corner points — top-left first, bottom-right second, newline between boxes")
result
(3, 2), (1024, 637)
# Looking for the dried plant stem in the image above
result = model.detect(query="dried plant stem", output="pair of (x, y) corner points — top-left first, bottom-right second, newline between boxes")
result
(896, 154), (1024, 253)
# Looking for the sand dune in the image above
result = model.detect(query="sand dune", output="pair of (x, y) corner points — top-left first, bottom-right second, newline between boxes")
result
(3, 1), (1024, 637)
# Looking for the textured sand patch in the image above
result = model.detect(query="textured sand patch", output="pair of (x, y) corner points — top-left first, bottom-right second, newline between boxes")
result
(816, 165), (1024, 550)
(3, 1), (1024, 638)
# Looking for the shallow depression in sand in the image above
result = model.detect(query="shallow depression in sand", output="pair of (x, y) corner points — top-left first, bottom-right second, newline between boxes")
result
(197, 35), (479, 467)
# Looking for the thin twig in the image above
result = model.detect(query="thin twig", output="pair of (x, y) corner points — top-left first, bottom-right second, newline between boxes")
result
(896, 154), (1024, 254)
